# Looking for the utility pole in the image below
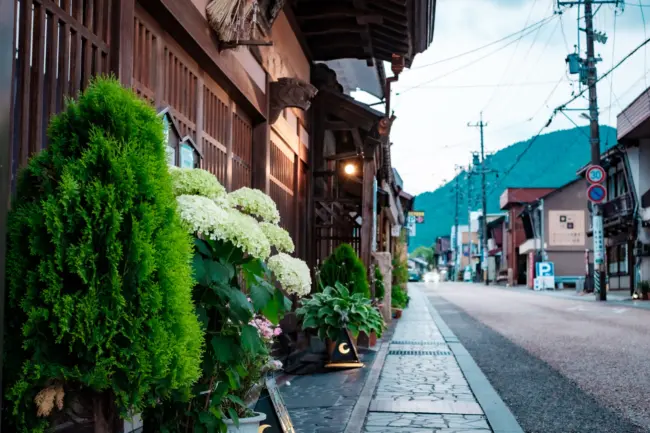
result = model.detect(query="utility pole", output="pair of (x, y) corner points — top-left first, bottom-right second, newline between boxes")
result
(558, 0), (621, 300)
(469, 113), (489, 285)
(454, 175), (460, 281)
(584, 0), (605, 301)
(467, 169), (474, 277)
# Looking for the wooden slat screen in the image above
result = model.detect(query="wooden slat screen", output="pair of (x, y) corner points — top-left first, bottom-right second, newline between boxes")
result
(12, 0), (112, 176)
(132, 14), (156, 102)
(201, 85), (229, 184)
(269, 141), (295, 235)
(232, 110), (253, 190)
(162, 46), (197, 141)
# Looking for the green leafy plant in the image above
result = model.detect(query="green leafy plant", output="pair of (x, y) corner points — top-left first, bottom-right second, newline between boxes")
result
(392, 285), (410, 309)
(393, 256), (409, 287)
(319, 243), (370, 297)
(144, 168), (309, 432)
(374, 265), (385, 300)
(3, 77), (203, 433)
(297, 282), (385, 341)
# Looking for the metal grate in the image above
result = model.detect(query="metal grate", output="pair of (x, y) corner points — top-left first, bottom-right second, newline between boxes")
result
(391, 341), (446, 345)
(388, 350), (452, 356)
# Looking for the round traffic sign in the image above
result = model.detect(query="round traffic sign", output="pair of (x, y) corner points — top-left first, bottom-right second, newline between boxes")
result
(586, 165), (606, 184)
(587, 184), (607, 203)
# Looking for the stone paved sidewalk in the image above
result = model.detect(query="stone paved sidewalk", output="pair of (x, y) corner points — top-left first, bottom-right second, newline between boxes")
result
(362, 286), (492, 433)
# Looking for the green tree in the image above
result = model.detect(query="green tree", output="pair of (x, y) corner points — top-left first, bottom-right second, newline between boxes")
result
(319, 244), (370, 298)
(3, 78), (203, 432)
(411, 246), (435, 268)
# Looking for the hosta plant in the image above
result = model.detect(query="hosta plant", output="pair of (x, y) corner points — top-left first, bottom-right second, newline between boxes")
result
(3, 78), (203, 433)
(296, 282), (385, 342)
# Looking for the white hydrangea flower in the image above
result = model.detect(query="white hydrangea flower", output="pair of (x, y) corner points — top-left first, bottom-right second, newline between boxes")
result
(267, 253), (312, 297)
(175, 195), (271, 260)
(176, 195), (229, 237)
(170, 167), (227, 200)
(220, 208), (271, 260)
(260, 222), (295, 254)
(228, 187), (281, 224)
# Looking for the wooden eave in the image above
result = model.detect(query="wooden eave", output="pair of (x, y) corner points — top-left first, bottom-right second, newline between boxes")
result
(291, 0), (436, 66)
(319, 88), (383, 132)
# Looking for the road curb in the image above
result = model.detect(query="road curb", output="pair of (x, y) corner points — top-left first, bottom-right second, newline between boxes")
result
(343, 325), (394, 433)
(425, 294), (524, 433)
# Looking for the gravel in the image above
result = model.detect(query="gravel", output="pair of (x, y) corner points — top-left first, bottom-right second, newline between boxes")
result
(421, 282), (649, 433)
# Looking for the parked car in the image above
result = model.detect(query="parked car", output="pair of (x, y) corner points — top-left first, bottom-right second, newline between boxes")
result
(408, 268), (421, 282)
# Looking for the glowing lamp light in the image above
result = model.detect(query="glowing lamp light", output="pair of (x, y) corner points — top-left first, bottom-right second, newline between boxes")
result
(344, 163), (356, 175)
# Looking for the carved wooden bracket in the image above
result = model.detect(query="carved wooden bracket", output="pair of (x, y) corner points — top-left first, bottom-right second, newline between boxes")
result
(269, 77), (318, 124)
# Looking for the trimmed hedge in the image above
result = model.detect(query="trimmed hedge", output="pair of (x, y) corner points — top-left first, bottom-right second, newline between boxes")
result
(3, 78), (202, 432)
(319, 243), (370, 298)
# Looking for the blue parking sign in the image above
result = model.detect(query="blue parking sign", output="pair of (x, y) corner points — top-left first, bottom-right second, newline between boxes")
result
(536, 262), (555, 277)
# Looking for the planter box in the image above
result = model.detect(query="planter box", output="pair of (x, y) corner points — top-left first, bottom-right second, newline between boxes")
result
(225, 412), (267, 433)
(391, 308), (403, 319)
(356, 331), (377, 348)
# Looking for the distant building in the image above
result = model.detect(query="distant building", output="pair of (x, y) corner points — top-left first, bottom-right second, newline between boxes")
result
(577, 147), (635, 293)
(500, 188), (556, 285)
(433, 236), (452, 268)
(518, 179), (590, 285)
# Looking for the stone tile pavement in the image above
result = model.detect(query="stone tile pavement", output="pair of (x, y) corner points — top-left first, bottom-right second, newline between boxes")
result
(280, 347), (379, 433)
(363, 286), (492, 433)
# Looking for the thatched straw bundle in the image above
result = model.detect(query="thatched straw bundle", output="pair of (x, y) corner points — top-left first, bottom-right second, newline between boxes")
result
(206, 0), (259, 42)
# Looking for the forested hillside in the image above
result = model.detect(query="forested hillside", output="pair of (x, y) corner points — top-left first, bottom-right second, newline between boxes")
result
(409, 126), (617, 251)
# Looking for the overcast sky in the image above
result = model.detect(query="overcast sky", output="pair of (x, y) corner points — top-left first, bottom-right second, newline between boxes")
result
(355, 0), (650, 195)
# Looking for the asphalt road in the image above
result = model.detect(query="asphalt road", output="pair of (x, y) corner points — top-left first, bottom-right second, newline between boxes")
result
(418, 282), (650, 433)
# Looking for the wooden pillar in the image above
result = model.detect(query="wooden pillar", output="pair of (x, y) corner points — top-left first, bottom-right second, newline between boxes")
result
(360, 156), (376, 270)
(110, 0), (135, 86)
(0, 0), (15, 422)
(226, 100), (234, 191)
(293, 152), (300, 255)
(308, 98), (324, 271)
(252, 74), (270, 194)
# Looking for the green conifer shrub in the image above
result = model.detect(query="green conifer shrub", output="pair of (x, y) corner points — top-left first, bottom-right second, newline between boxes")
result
(319, 243), (370, 298)
(3, 77), (203, 432)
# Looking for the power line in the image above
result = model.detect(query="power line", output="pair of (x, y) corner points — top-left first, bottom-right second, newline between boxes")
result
(557, 34), (650, 110)
(482, 0), (541, 111)
(560, 13), (572, 52)
(606, 9), (618, 146)
(414, 80), (568, 89)
(410, 15), (555, 70)
(485, 32), (650, 199)
(396, 17), (556, 95)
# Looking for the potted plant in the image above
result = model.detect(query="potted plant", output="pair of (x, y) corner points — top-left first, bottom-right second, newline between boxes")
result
(221, 315), (284, 433)
(296, 282), (385, 357)
(319, 244), (371, 298)
(391, 285), (410, 319)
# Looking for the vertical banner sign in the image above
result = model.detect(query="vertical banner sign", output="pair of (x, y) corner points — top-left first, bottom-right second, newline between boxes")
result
(372, 178), (377, 252)
(593, 214), (605, 265)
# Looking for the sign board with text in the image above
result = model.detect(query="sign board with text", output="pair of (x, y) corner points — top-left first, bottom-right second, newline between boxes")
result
(408, 211), (425, 224)
(593, 215), (605, 264)
(586, 165), (606, 184)
(549, 211), (585, 246)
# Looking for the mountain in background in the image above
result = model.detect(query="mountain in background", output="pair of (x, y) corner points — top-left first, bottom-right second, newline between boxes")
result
(409, 126), (617, 251)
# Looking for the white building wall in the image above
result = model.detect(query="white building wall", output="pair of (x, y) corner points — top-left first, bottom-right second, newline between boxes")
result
(628, 139), (650, 221)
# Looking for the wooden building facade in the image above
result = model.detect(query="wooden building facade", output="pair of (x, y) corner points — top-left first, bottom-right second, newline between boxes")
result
(0, 0), (437, 329)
